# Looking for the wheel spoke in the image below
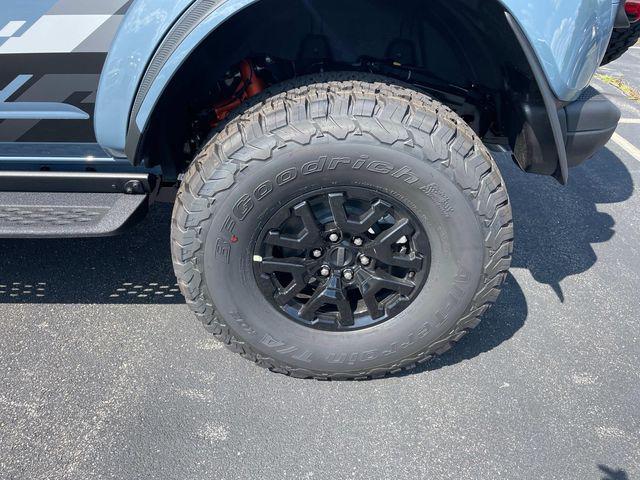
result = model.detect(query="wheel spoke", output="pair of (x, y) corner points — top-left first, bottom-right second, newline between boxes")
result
(355, 199), (393, 232)
(295, 201), (322, 240)
(328, 193), (350, 232)
(298, 274), (354, 327)
(261, 257), (308, 306)
(335, 297), (355, 327)
(361, 218), (423, 269)
(355, 268), (416, 319)
(371, 269), (415, 296)
(266, 201), (321, 249)
(261, 257), (306, 273)
(328, 193), (391, 234)
(275, 280), (307, 306)
(360, 288), (384, 320)
(372, 218), (412, 245)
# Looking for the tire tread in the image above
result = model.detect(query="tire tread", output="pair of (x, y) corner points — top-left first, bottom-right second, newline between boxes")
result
(601, 22), (640, 66)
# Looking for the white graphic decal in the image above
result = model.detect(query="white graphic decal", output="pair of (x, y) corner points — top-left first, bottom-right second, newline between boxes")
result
(0, 20), (26, 38)
(0, 15), (111, 54)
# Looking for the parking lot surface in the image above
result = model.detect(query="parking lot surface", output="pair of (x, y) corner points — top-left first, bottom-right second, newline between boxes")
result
(1, 57), (639, 480)
(601, 43), (640, 92)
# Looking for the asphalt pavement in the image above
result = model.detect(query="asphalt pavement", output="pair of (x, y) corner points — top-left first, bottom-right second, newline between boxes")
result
(1, 55), (640, 479)
(600, 43), (640, 92)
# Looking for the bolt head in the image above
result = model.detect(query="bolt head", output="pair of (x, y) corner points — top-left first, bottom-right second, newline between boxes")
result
(312, 249), (323, 258)
(359, 255), (371, 266)
(353, 237), (364, 246)
(343, 269), (354, 281)
(328, 233), (340, 243)
(320, 266), (331, 277)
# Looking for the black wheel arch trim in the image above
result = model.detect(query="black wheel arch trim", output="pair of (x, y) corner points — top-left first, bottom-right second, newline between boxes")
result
(125, 0), (236, 163)
(504, 11), (569, 184)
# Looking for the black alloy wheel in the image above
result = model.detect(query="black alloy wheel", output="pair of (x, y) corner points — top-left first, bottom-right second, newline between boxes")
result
(253, 187), (431, 331)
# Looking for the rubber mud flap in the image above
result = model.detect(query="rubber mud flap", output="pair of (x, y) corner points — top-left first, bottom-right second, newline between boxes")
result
(562, 87), (620, 167)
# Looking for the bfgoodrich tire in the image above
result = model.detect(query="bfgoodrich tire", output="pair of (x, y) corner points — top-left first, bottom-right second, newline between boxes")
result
(171, 74), (513, 379)
(601, 22), (640, 66)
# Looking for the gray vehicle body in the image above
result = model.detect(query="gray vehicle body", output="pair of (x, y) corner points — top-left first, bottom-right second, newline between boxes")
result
(0, 0), (627, 237)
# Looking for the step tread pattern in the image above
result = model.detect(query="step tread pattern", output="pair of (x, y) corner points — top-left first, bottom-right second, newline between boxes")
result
(0, 192), (147, 238)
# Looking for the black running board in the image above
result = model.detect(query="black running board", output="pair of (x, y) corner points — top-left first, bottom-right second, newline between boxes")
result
(0, 192), (148, 238)
(0, 171), (153, 193)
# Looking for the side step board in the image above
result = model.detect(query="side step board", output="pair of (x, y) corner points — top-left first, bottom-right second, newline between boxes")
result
(0, 192), (148, 238)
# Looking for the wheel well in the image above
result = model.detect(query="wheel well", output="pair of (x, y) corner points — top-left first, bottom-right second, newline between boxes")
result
(140, 0), (545, 181)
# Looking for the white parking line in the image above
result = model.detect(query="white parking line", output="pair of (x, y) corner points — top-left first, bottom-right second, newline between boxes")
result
(619, 118), (640, 124)
(611, 133), (640, 160)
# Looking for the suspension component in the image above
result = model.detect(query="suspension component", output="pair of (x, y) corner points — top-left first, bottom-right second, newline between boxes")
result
(210, 59), (265, 127)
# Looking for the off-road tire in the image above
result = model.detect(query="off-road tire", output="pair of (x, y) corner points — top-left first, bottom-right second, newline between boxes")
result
(171, 73), (514, 379)
(601, 22), (640, 66)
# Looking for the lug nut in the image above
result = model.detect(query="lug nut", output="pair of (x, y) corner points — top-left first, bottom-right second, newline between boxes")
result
(320, 266), (331, 277)
(328, 233), (340, 243)
(312, 248), (323, 258)
(408, 271), (416, 279)
(359, 255), (371, 266)
(343, 269), (354, 281)
(353, 237), (364, 246)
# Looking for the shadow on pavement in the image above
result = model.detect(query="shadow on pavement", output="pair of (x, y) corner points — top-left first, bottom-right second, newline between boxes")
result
(598, 464), (630, 480)
(420, 271), (527, 372)
(506, 148), (634, 302)
(417, 147), (634, 370)
(0, 204), (181, 304)
(0, 148), (634, 367)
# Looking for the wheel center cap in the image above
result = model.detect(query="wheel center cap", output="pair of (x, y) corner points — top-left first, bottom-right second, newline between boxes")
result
(327, 246), (354, 268)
